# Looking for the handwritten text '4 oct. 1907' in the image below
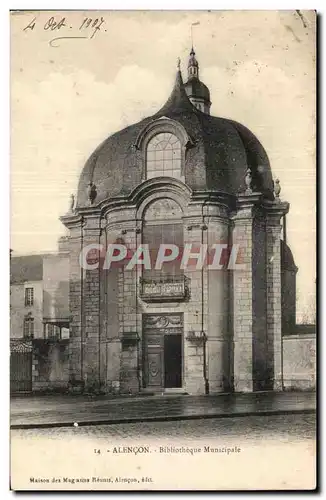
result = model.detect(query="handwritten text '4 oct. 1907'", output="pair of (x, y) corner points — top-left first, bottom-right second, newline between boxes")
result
(23, 15), (106, 47)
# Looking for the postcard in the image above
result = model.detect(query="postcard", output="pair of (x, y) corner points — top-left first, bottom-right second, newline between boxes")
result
(10, 10), (316, 491)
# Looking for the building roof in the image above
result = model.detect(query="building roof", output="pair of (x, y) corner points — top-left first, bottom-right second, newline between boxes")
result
(10, 255), (44, 284)
(281, 240), (298, 272)
(184, 47), (210, 104)
(76, 68), (274, 208)
(184, 77), (210, 103)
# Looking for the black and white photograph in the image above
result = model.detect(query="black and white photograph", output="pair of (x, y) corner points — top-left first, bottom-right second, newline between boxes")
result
(10, 9), (316, 491)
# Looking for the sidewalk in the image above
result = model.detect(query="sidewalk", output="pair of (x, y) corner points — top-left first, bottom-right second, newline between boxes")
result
(10, 391), (316, 429)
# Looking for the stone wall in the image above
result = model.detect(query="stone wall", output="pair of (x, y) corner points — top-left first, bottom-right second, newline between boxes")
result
(282, 334), (316, 390)
(32, 341), (70, 391)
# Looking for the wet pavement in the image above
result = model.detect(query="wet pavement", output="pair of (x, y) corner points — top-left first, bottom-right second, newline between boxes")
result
(10, 391), (316, 428)
(11, 412), (316, 442)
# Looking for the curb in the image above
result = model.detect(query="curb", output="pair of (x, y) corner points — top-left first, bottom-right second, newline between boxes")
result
(10, 407), (316, 430)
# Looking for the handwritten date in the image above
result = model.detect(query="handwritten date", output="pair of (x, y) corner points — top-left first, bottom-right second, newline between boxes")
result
(23, 16), (106, 46)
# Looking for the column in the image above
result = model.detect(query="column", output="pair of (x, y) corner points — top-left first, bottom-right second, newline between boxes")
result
(66, 221), (83, 385)
(206, 217), (231, 393)
(183, 222), (207, 395)
(232, 194), (263, 392)
(81, 213), (102, 392)
(119, 225), (141, 394)
(105, 226), (122, 394)
(265, 202), (289, 390)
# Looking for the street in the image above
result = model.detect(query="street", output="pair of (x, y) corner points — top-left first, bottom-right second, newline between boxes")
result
(11, 412), (316, 441)
(10, 391), (316, 428)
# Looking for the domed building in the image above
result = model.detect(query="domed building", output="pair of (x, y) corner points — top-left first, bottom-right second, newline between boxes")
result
(61, 49), (293, 395)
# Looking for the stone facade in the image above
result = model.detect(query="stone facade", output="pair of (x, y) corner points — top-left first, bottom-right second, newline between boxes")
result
(32, 341), (70, 392)
(60, 59), (302, 396)
(10, 280), (43, 340)
(62, 181), (290, 395)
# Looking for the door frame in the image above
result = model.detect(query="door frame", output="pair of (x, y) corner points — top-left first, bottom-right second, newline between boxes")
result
(142, 313), (184, 392)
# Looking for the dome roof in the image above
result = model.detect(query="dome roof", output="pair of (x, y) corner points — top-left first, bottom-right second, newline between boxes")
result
(281, 240), (297, 272)
(76, 70), (274, 208)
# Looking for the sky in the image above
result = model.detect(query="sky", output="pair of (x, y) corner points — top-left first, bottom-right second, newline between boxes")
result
(10, 10), (316, 320)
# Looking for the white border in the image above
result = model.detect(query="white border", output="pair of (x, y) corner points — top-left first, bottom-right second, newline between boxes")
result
(4, 2), (322, 499)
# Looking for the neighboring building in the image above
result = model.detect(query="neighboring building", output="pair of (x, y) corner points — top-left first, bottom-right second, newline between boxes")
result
(60, 48), (313, 396)
(10, 255), (44, 341)
(10, 243), (70, 393)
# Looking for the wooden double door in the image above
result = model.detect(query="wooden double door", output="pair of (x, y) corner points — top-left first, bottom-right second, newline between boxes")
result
(143, 314), (183, 390)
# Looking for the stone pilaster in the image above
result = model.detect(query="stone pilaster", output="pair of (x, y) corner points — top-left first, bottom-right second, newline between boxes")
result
(232, 194), (289, 393)
(104, 226), (121, 393)
(119, 225), (141, 394)
(59, 216), (83, 385)
(265, 201), (289, 390)
(183, 222), (207, 395)
(61, 210), (108, 393)
(206, 217), (231, 393)
(81, 213), (102, 391)
(99, 226), (108, 390)
(232, 193), (262, 392)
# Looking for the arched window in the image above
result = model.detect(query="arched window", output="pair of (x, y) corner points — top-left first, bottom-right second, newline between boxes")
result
(146, 133), (181, 180)
(142, 198), (183, 280)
